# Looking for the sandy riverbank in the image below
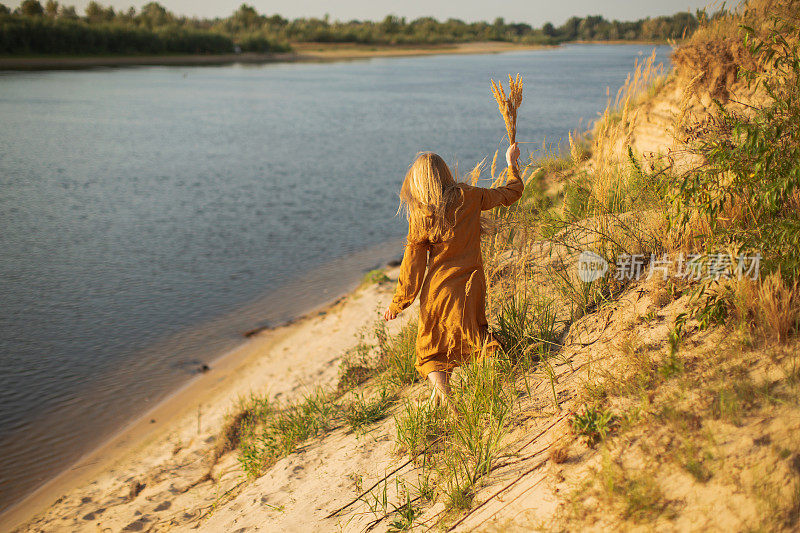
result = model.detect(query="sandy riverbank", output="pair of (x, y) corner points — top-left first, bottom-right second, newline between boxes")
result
(0, 264), (408, 532)
(0, 41), (545, 70)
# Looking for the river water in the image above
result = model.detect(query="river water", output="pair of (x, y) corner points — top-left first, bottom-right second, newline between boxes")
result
(0, 43), (671, 511)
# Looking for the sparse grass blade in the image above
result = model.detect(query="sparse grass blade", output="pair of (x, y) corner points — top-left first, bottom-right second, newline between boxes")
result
(379, 320), (420, 387)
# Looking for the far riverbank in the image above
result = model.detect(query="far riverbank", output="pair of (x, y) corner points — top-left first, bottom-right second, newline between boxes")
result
(0, 41), (551, 70)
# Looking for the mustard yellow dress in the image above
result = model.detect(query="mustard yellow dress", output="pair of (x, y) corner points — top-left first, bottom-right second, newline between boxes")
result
(388, 166), (524, 377)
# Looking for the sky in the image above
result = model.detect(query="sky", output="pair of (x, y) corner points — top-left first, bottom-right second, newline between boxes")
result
(7, 0), (729, 25)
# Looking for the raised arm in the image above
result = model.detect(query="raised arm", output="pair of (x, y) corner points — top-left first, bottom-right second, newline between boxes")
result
(385, 240), (429, 320)
(480, 143), (524, 211)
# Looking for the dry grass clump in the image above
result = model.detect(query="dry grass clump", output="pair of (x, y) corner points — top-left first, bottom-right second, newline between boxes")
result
(568, 130), (591, 165)
(695, 271), (800, 344)
(758, 272), (800, 343)
(672, 36), (755, 102)
(672, 0), (797, 102)
(592, 49), (666, 177)
(491, 74), (524, 144)
(550, 442), (570, 464)
(211, 394), (271, 465)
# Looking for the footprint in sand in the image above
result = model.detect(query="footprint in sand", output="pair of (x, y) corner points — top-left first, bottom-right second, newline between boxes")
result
(122, 516), (150, 531)
(154, 500), (172, 512)
(82, 507), (105, 521)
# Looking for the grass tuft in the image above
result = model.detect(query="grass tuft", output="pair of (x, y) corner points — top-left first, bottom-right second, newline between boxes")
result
(492, 293), (559, 364)
(394, 398), (445, 457)
(344, 387), (395, 432)
(362, 268), (390, 287)
(236, 387), (337, 477)
(378, 319), (420, 386)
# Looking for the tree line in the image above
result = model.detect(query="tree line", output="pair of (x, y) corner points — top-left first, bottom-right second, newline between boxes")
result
(0, 1), (702, 56)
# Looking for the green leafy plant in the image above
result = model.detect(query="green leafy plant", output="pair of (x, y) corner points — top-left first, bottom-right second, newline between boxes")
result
(570, 405), (618, 447)
(696, 291), (729, 330)
(659, 317), (686, 379)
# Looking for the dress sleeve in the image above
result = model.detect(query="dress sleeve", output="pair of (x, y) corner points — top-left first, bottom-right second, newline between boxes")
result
(388, 239), (429, 315)
(479, 164), (524, 211)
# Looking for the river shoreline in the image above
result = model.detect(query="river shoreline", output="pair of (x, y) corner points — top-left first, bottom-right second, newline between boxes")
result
(0, 41), (549, 71)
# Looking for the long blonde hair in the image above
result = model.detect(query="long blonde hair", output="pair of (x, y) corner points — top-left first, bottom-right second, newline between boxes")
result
(398, 152), (463, 245)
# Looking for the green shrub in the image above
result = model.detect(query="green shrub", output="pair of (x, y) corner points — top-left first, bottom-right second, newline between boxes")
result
(670, 18), (800, 277)
(235, 32), (291, 52)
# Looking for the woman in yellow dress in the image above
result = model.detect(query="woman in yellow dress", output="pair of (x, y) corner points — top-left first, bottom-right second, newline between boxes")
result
(384, 143), (523, 403)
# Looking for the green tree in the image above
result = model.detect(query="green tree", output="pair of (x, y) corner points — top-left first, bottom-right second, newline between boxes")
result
(59, 4), (77, 19)
(19, 0), (44, 16)
(138, 2), (172, 28)
(542, 22), (556, 36)
(0, 3), (11, 15)
(234, 4), (260, 28)
(265, 13), (286, 26)
(669, 12), (698, 39)
(578, 15), (605, 40)
(380, 14), (401, 34)
(507, 22), (531, 38)
(560, 16), (580, 40)
(85, 1), (113, 23)
(44, 0), (58, 16)
(116, 5), (135, 22)
(491, 16), (505, 39)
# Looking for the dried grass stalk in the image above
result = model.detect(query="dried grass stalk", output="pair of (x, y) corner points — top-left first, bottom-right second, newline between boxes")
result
(491, 74), (524, 144)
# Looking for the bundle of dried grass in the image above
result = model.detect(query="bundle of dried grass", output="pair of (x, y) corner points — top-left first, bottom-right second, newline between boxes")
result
(491, 74), (524, 144)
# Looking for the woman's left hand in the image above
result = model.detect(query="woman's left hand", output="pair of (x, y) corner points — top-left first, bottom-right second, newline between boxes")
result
(384, 307), (398, 321)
